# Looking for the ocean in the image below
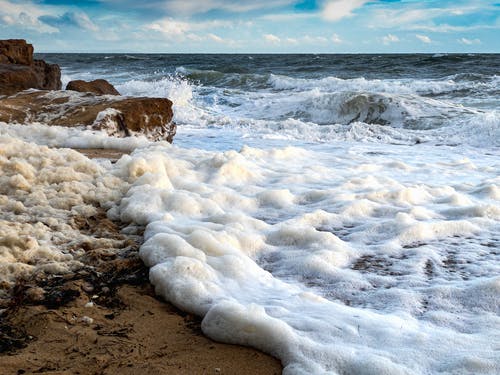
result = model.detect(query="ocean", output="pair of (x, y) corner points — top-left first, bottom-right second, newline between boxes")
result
(11, 54), (500, 373)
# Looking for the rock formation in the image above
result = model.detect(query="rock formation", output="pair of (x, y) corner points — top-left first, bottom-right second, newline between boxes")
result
(66, 79), (121, 96)
(0, 39), (33, 65)
(0, 39), (176, 143)
(0, 39), (61, 95)
(0, 90), (176, 142)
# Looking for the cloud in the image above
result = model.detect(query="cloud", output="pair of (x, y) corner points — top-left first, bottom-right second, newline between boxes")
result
(264, 33), (281, 44)
(331, 33), (342, 44)
(458, 37), (481, 45)
(382, 33), (399, 45)
(370, 8), (435, 29)
(263, 33), (339, 46)
(322, 0), (369, 22)
(0, 14), (15, 25)
(302, 35), (328, 44)
(415, 34), (431, 43)
(162, 0), (295, 16)
(146, 17), (238, 46)
(368, 2), (499, 33)
(208, 33), (224, 43)
(260, 12), (315, 21)
(0, 0), (59, 33)
(39, 11), (99, 32)
(147, 18), (191, 37)
(146, 17), (233, 40)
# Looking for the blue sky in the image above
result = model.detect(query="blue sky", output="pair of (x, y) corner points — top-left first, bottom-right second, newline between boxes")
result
(0, 0), (498, 53)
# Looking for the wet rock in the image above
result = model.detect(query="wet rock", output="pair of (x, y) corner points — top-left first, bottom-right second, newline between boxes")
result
(66, 79), (120, 96)
(0, 90), (176, 142)
(0, 39), (61, 95)
(0, 39), (33, 65)
(33, 60), (61, 91)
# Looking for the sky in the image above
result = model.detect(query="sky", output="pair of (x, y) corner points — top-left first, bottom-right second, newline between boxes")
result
(0, 0), (498, 53)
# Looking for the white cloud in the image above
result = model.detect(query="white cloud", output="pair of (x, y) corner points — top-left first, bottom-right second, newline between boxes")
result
(368, 3), (497, 33)
(370, 8), (435, 28)
(146, 18), (232, 40)
(208, 33), (224, 43)
(264, 33), (281, 44)
(260, 12), (315, 22)
(263, 33), (340, 46)
(147, 18), (191, 37)
(302, 35), (328, 44)
(331, 33), (342, 44)
(163, 0), (295, 16)
(416, 34), (431, 43)
(382, 34), (399, 45)
(0, 0), (58, 33)
(0, 14), (15, 25)
(186, 33), (203, 42)
(322, 0), (369, 22)
(458, 37), (481, 45)
(144, 17), (241, 47)
(72, 12), (98, 32)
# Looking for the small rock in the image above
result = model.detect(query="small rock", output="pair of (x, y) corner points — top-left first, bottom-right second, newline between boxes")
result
(80, 316), (94, 325)
(66, 79), (120, 96)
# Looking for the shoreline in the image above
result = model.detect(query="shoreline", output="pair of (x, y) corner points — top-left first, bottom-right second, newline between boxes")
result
(0, 146), (282, 375)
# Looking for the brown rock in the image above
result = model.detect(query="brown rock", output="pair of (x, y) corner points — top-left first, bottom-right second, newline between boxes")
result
(0, 39), (61, 95)
(0, 90), (176, 142)
(0, 39), (34, 65)
(33, 60), (62, 91)
(0, 64), (39, 95)
(66, 79), (120, 96)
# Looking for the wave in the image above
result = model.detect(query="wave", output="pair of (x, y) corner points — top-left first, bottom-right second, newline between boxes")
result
(176, 66), (270, 90)
(110, 74), (498, 147)
(173, 65), (498, 101)
(268, 73), (499, 98)
(219, 86), (480, 129)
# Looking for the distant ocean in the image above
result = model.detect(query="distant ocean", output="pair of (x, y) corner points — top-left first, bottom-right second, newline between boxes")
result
(32, 53), (500, 373)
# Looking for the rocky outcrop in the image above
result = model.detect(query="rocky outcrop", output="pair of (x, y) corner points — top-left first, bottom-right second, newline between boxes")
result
(0, 39), (34, 65)
(0, 39), (61, 96)
(66, 79), (121, 96)
(0, 39), (176, 143)
(0, 90), (176, 142)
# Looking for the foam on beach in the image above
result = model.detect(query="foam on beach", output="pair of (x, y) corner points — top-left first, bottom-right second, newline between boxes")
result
(1, 118), (499, 374)
(0, 135), (128, 296)
(111, 140), (499, 374)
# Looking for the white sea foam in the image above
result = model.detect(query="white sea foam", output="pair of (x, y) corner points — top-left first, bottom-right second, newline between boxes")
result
(0, 122), (150, 150)
(0, 135), (128, 296)
(1, 118), (498, 373)
(106, 139), (499, 374)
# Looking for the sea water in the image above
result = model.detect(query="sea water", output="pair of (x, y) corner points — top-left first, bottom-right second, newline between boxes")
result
(5, 54), (500, 374)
